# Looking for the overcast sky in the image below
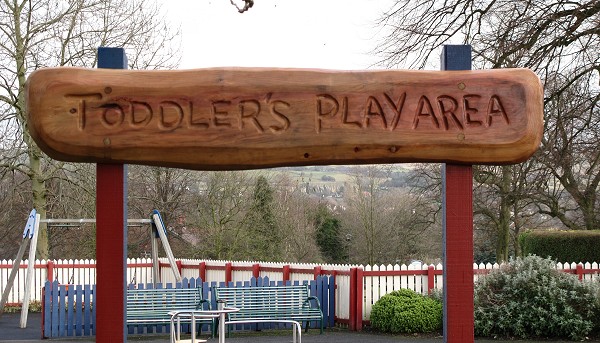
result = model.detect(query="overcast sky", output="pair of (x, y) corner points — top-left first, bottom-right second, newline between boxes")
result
(165, 0), (393, 70)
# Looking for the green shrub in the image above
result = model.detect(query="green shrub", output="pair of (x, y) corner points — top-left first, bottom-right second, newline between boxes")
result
(474, 255), (600, 341)
(370, 288), (442, 334)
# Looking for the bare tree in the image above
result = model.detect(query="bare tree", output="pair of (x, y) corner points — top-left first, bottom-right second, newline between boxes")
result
(473, 161), (550, 261)
(375, 0), (600, 260)
(188, 171), (254, 260)
(127, 166), (197, 257)
(534, 73), (600, 230)
(272, 174), (324, 263)
(343, 165), (433, 265)
(0, 0), (180, 258)
(0, 170), (31, 258)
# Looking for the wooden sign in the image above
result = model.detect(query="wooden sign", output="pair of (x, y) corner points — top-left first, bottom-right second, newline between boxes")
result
(26, 67), (543, 170)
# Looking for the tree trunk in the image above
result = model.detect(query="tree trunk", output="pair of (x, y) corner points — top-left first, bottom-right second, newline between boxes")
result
(29, 147), (49, 259)
(496, 166), (512, 262)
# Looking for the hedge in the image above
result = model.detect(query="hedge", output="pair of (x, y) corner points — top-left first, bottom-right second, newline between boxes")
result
(519, 230), (600, 262)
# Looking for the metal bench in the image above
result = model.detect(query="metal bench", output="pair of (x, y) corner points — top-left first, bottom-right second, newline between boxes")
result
(213, 284), (323, 335)
(126, 287), (214, 336)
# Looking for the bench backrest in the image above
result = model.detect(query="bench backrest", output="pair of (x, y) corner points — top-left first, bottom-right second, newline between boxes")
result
(213, 285), (311, 311)
(127, 287), (203, 313)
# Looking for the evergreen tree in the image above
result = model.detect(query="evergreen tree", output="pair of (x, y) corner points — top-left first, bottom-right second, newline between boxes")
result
(247, 176), (281, 261)
(315, 204), (348, 264)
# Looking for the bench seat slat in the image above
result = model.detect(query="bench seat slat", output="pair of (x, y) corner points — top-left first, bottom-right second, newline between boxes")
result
(126, 287), (214, 332)
(214, 284), (324, 334)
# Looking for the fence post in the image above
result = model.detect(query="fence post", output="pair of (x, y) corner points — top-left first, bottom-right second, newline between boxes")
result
(355, 267), (363, 331)
(313, 266), (322, 280)
(428, 265), (435, 294)
(199, 262), (206, 281)
(252, 263), (260, 279)
(577, 263), (584, 281)
(47, 260), (54, 282)
(176, 260), (183, 277)
(348, 267), (357, 331)
(282, 265), (290, 283)
(225, 263), (232, 284)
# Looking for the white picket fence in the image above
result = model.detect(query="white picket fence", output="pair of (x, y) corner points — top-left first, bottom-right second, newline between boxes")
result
(361, 262), (600, 320)
(2, 258), (599, 322)
(0, 258), (353, 305)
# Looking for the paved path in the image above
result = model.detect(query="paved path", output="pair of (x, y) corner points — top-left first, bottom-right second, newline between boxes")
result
(0, 313), (584, 342)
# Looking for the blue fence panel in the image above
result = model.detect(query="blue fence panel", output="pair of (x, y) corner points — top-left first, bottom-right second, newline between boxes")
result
(43, 282), (51, 338)
(75, 284), (83, 336)
(83, 284), (91, 336)
(67, 284), (74, 336)
(43, 275), (335, 337)
(91, 284), (96, 335)
(51, 280), (59, 337)
(58, 284), (66, 336)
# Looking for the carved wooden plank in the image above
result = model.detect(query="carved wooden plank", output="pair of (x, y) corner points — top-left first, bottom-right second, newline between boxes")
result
(26, 67), (543, 169)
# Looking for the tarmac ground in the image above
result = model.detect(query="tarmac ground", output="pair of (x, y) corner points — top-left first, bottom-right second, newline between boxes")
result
(0, 312), (590, 343)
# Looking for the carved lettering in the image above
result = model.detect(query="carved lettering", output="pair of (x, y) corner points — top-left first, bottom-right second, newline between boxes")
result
(63, 92), (512, 135)
(187, 101), (210, 129)
(437, 95), (463, 130)
(211, 101), (233, 128)
(487, 95), (509, 127)
(130, 101), (152, 128)
(239, 99), (264, 133)
(341, 97), (362, 129)
(463, 95), (483, 128)
(412, 96), (439, 129)
(101, 104), (124, 128)
(269, 100), (291, 134)
(383, 92), (406, 131)
(316, 94), (339, 133)
(364, 96), (386, 129)
(159, 101), (184, 131)
(65, 93), (102, 130)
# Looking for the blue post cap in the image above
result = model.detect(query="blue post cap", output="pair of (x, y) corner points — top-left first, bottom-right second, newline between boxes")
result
(97, 47), (128, 69)
(440, 45), (472, 71)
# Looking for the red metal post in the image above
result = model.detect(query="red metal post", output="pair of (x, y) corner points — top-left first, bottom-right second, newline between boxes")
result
(252, 263), (260, 279)
(443, 164), (474, 343)
(199, 262), (206, 281)
(348, 268), (357, 331)
(46, 260), (54, 282)
(282, 265), (291, 283)
(225, 262), (233, 283)
(442, 45), (474, 343)
(355, 267), (364, 331)
(176, 260), (183, 277)
(314, 266), (322, 280)
(95, 47), (128, 343)
(96, 163), (127, 342)
(428, 265), (435, 294)
(577, 263), (584, 281)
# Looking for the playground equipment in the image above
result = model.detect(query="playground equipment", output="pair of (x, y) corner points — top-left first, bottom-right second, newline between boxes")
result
(0, 210), (39, 327)
(0, 209), (179, 328)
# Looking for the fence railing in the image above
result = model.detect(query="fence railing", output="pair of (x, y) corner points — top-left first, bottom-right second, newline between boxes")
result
(3, 258), (600, 329)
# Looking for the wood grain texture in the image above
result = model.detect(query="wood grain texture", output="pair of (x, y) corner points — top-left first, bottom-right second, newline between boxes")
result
(26, 67), (543, 169)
